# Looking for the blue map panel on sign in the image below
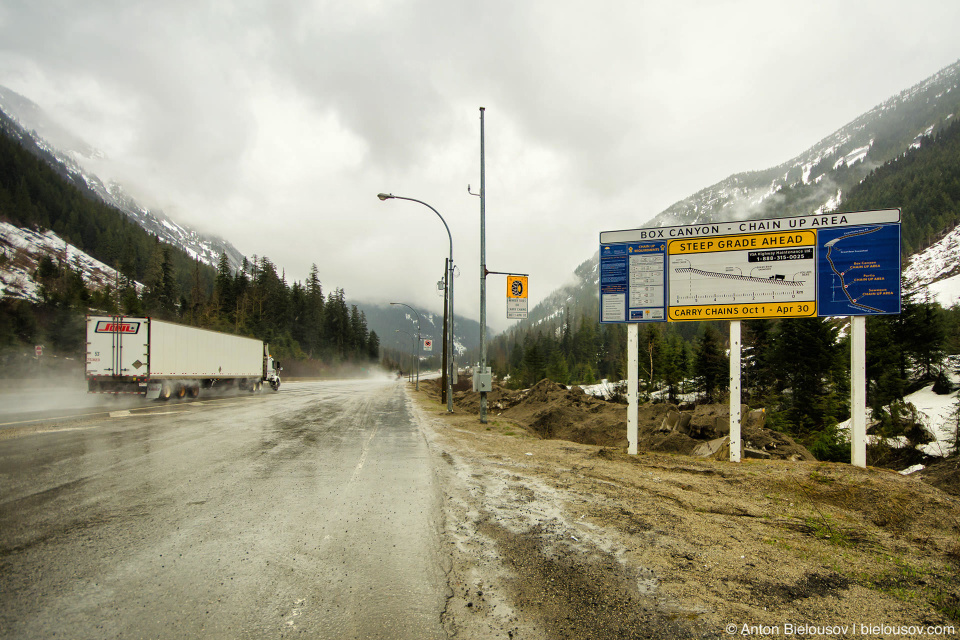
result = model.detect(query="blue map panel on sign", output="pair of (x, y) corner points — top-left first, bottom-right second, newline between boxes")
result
(599, 241), (667, 323)
(817, 224), (901, 316)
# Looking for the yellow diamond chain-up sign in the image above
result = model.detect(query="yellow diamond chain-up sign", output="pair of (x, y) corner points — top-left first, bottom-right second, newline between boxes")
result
(506, 275), (528, 319)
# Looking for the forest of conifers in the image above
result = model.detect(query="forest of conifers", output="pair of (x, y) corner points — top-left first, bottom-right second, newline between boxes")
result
(484, 120), (960, 461)
(0, 127), (379, 372)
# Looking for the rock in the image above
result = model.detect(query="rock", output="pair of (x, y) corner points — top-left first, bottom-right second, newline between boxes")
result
(692, 436), (732, 459)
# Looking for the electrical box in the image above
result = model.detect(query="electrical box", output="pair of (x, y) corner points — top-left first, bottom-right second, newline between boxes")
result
(473, 367), (493, 392)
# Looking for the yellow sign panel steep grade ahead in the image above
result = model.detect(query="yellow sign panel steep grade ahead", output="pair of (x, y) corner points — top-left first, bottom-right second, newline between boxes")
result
(668, 230), (818, 321)
(668, 230), (816, 255)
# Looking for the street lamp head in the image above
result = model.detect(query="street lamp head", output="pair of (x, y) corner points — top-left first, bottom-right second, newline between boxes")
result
(377, 193), (393, 201)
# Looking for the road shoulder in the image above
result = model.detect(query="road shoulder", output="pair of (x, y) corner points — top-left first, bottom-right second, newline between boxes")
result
(406, 384), (960, 639)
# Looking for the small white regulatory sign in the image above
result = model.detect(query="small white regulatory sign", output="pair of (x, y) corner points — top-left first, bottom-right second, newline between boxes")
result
(506, 275), (528, 319)
(422, 339), (433, 352)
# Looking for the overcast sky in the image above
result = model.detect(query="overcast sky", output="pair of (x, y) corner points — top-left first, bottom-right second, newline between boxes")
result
(1, 1), (959, 332)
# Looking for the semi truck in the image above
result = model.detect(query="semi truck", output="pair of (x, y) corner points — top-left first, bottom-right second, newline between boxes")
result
(85, 315), (281, 400)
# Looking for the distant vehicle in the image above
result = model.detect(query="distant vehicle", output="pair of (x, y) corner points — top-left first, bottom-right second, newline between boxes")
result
(85, 315), (282, 399)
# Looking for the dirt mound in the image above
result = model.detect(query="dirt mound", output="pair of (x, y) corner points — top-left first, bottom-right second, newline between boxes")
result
(460, 379), (626, 447)
(447, 377), (813, 461)
(920, 456), (960, 497)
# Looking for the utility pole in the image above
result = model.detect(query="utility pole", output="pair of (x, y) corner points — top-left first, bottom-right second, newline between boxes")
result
(479, 107), (488, 423)
(441, 258), (449, 406)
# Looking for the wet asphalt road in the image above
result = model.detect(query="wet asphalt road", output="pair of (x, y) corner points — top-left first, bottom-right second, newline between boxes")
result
(0, 379), (447, 639)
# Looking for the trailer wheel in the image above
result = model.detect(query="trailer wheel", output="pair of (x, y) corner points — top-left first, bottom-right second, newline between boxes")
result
(175, 384), (187, 399)
(159, 382), (173, 401)
(187, 384), (200, 398)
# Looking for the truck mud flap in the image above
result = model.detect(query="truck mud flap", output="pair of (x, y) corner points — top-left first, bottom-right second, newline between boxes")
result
(145, 381), (162, 400)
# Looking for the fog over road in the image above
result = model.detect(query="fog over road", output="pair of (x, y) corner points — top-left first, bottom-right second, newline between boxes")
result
(0, 379), (447, 639)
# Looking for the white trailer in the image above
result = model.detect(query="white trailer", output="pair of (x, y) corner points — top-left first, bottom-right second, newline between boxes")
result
(86, 315), (282, 399)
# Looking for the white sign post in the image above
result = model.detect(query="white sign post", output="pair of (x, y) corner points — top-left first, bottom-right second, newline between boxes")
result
(851, 316), (867, 467)
(627, 324), (639, 455)
(729, 320), (742, 463)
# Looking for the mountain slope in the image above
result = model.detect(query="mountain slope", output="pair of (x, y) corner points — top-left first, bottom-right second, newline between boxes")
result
(511, 59), (960, 342)
(360, 302), (488, 357)
(0, 86), (245, 272)
(0, 122), (218, 300)
(650, 59), (960, 229)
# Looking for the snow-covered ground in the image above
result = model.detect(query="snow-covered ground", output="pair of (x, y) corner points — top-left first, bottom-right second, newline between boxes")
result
(0, 221), (143, 300)
(580, 378), (696, 404)
(837, 360), (959, 468)
(905, 382), (957, 458)
(903, 221), (960, 308)
(580, 379), (621, 399)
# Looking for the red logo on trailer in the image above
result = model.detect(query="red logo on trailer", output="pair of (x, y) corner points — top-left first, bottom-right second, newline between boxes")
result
(95, 321), (141, 334)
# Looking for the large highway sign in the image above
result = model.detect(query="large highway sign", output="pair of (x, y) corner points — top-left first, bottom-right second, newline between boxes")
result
(599, 209), (900, 323)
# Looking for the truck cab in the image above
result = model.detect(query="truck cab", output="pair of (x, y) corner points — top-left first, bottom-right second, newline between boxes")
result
(264, 346), (282, 391)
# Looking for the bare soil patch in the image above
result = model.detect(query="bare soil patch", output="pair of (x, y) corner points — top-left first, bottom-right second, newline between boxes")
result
(411, 380), (960, 639)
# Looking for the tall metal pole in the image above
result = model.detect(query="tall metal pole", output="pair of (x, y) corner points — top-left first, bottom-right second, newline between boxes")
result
(441, 259), (449, 405)
(390, 302), (421, 391)
(479, 107), (488, 424)
(450, 258), (455, 395)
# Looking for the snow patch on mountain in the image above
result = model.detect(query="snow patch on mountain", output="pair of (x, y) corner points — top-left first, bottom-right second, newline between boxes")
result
(0, 86), (246, 274)
(0, 222), (143, 301)
(903, 221), (960, 308)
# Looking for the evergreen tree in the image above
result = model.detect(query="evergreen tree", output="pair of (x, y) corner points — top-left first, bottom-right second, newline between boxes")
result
(323, 288), (350, 360)
(545, 349), (570, 385)
(744, 318), (776, 404)
(770, 318), (844, 435)
(367, 330), (380, 361)
(660, 331), (689, 404)
(572, 316), (597, 373)
(694, 324), (727, 403)
(214, 252), (234, 322)
(521, 333), (546, 385)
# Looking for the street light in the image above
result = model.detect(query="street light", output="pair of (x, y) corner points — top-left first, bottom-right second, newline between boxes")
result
(390, 302), (421, 390)
(378, 193), (454, 413)
(395, 329), (415, 383)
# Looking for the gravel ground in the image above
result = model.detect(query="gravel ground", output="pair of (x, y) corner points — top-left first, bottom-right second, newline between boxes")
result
(407, 385), (960, 640)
